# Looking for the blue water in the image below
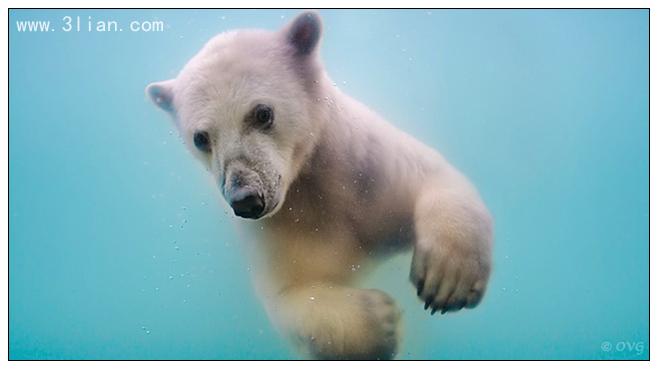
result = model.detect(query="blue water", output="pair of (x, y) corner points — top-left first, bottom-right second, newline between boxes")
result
(9, 9), (648, 360)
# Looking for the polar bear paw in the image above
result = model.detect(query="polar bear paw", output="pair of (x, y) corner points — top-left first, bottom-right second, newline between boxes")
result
(410, 228), (491, 315)
(303, 288), (401, 360)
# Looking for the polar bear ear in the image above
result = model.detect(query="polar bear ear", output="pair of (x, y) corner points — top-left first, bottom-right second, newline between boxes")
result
(285, 11), (322, 56)
(145, 79), (175, 113)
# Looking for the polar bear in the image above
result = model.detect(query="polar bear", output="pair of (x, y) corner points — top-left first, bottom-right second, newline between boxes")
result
(146, 12), (493, 360)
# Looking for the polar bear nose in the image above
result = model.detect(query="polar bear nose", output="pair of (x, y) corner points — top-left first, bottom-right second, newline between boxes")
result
(229, 188), (265, 219)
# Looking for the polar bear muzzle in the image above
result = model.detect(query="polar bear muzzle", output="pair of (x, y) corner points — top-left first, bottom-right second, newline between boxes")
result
(223, 164), (271, 219)
(228, 187), (265, 219)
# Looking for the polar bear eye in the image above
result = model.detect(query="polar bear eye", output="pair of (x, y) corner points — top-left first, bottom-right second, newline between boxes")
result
(251, 104), (274, 129)
(193, 131), (211, 153)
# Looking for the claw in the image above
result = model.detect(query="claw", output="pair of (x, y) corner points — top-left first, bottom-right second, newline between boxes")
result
(424, 300), (431, 310)
(430, 307), (437, 315)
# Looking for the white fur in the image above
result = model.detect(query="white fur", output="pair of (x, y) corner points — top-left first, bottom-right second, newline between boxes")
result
(146, 12), (493, 360)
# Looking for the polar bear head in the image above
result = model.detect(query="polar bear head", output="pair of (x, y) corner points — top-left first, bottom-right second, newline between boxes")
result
(146, 12), (325, 219)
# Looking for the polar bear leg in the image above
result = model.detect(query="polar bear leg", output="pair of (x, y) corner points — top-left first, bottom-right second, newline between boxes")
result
(409, 178), (493, 315)
(267, 283), (401, 360)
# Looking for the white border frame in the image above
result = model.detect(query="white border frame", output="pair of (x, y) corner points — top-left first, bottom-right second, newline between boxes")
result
(1, 2), (653, 368)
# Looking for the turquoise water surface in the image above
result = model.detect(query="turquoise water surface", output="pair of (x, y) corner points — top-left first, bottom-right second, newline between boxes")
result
(9, 9), (648, 360)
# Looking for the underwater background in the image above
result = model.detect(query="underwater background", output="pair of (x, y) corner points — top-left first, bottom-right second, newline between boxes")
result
(9, 9), (648, 359)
